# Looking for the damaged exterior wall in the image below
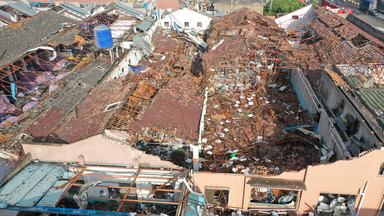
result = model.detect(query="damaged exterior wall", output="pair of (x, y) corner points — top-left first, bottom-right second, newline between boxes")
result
(108, 20), (159, 81)
(318, 71), (383, 157)
(21, 134), (181, 169)
(194, 171), (305, 210)
(193, 149), (384, 215)
(290, 68), (353, 160)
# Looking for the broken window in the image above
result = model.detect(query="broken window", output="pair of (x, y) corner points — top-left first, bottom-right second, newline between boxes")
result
(205, 188), (229, 206)
(184, 22), (190, 27)
(250, 188), (298, 208)
(292, 15), (299, 19)
(197, 22), (203, 27)
(317, 193), (356, 214)
(379, 162), (384, 175)
(152, 185), (174, 200)
(164, 22), (169, 28)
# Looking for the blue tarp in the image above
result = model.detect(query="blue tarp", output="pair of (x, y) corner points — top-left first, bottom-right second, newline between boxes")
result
(130, 66), (147, 73)
(185, 193), (204, 216)
(284, 124), (318, 131)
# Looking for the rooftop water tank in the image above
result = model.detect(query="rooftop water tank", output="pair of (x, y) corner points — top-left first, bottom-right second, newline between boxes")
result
(94, 25), (113, 49)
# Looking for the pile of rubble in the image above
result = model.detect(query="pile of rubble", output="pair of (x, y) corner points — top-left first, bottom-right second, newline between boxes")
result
(199, 8), (320, 175)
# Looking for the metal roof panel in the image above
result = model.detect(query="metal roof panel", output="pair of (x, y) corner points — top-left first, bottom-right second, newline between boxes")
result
(114, 3), (145, 18)
(60, 3), (89, 16)
(9, 2), (37, 17)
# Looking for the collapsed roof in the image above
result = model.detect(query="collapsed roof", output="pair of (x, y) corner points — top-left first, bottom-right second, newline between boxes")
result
(198, 8), (320, 175)
(288, 5), (384, 85)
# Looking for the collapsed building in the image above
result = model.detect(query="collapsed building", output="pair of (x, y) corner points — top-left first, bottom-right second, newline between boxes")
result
(0, 3), (384, 216)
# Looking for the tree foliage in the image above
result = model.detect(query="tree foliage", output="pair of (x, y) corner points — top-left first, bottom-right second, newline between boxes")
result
(264, 0), (305, 16)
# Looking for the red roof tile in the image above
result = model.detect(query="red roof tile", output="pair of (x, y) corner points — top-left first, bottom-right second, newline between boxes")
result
(130, 78), (204, 140)
(54, 77), (132, 143)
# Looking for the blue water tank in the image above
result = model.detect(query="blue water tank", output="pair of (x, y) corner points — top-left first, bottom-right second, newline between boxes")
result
(94, 25), (113, 49)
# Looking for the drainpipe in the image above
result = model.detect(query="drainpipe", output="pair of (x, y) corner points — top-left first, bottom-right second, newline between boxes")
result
(193, 87), (209, 172)
(356, 181), (369, 216)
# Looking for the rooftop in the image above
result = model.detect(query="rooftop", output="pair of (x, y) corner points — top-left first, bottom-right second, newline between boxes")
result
(0, 7), (149, 149)
(289, 6), (384, 86)
(0, 11), (74, 69)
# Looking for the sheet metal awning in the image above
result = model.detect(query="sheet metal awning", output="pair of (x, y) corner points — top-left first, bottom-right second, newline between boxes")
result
(248, 177), (306, 190)
(0, 163), (70, 208)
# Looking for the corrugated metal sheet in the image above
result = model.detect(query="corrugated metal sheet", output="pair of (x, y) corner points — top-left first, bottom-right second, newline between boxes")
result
(132, 35), (151, 52)
(60, 3), (90, 17)
(0, 10), (15, 22)
(136, 20), (152, 32)
(114, 3), (145, 18)
(9, 2), (37, 17)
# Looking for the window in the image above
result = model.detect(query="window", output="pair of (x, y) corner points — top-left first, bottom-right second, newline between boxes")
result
(197, 22), (202, 27)
(152, 185), (174, 199)
(292, 15), (299, 19)
(205, 188), (229, 207)
(184, 22), (190, 27)
(250, 188), (298, 208)
(379, 162), (384, 175)
(164, 22), (169, 27)
(317, 193), (356, 214)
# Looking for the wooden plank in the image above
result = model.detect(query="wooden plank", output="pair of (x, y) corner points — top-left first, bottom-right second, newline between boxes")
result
(4, 163), (57, 205)
(0, 163), (43, 202)
(16, 165), (66, 207)
(36, 180), (70, 207)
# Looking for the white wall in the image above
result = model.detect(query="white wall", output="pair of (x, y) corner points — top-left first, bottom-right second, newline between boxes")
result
(161, 8), (212, 34)
(107, 21), (159, 81)
(275, 4), (315, 37)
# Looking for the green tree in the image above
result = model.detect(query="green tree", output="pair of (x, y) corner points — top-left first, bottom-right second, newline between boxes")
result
(264, 0), (304, 16)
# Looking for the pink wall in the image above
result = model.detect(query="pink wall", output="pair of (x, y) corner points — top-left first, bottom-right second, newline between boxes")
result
(194, 149), (384, 215)
(193, 170), (306, 209)
(22, 134), (180, 169)
(299, 150), (384, 215)
(157, 0), (179, 11)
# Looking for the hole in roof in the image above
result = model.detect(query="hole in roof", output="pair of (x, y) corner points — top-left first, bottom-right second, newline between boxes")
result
(105, 102), (120, 111)
(77, 83), (85, 87)
(97, 66), (104, 70)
